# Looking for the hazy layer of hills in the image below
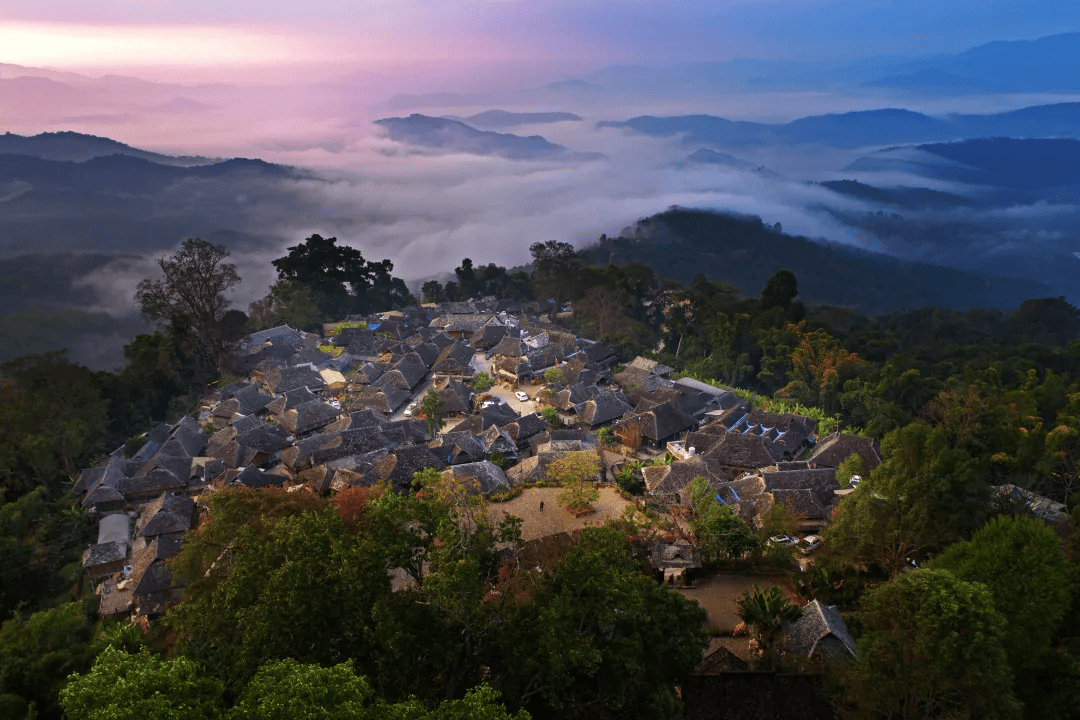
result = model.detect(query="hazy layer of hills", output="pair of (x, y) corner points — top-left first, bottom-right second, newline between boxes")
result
(456, 110), (582, 128)
(602, 103), (1080, 150)
(375, 114), (601, 160)
(0, 131), (220, 165)
(583, 208), (1052, 315)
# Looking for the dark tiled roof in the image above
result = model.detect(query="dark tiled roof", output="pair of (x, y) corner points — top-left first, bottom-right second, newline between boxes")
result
(446, 461), (511, 496)
(283, 400), (341, 436)
(578, 392), (632, 427)
(702, 432), (779, 468)
(809, 432), (882, 470)
(787, 600), (857, 660)
(264, 365), (326, 394)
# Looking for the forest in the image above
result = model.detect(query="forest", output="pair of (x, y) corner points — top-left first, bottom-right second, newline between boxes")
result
(3, 212), (1080, 719)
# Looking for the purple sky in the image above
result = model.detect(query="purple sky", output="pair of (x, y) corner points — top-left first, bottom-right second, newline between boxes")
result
(1, 0), (1077, 79)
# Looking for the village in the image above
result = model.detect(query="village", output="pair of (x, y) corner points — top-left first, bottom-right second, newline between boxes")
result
(71, 296), (887, 688)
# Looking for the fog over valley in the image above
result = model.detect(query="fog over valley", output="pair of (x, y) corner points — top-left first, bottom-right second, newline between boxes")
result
(1, 21), (1079, 367)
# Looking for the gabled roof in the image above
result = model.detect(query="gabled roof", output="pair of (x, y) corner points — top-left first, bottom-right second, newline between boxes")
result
(130, 538), (179, 598)
(248, 324), (301, 346)
(431, 432), (488, 465)
(283, 400), (341, 436)
(809, 432), (882, 470)
(481, 402), (519, 429)
(445, 461), (511, 496)
(501, 412), (549, 445)
(771, 489), (828, 520)
(631, 400), (697, 442)
(291, 346), (334, 369)
(135, 493), (194, 538)
(431, 341), (475, 375)
(310, 427), (394, 466)
(553, 383), (597, 411)
(787, 599), (857, 660)
(490, 335), (529, 358)
(264, 364), (326, 394)
(377, 444), (448, 493)
(702, 431), (779, 468)
(235, 420), (293, 454)
(377, 357), (427, 390)
(437, 378), (474, 414)
(578, 391), (632, 427)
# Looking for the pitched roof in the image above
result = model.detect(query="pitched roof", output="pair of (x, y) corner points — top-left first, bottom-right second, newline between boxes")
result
(787, 600), (857, 660)
(282, 400), (341, 436)
(445, 461), (511, 496)
(702, 431), (779, 468)
(264, 364), (326, 394)
(577, 391), (632, 426)
(809, 432), (882, 470)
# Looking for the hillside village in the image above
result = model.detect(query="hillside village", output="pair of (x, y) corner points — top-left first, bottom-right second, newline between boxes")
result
(73, 297), (895, 672)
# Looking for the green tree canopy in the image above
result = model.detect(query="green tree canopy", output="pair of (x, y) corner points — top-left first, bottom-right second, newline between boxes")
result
(839, 569), (1020, 719)
(687, 476), (758, 562)
(931, 515), (1068, 672)
(824, 423), (989, 575)
(60, 646), (224, 720)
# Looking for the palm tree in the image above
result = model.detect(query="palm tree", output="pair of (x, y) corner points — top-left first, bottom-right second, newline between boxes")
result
(736, 584), (802, 668)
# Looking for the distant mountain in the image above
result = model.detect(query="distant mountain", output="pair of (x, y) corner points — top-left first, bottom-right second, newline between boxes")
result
(578, 208), (1051, 314)
(818, 179), (974, 211)
(683, 149), (754, 168)
(0, 154), (292, 196)
(604, 102), (1080, 150)
(0, 131), (220, 166)
(845, 138), (1080, 189)
(461, 110), (582, 128)
(375, 114), (600, 160)
(867, 32), (1080, 93)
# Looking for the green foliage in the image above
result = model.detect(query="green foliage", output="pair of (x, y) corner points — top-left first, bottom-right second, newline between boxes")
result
(422, 279), (446, 304)
(0, 488), (93, 618)
(0, 352), (109, 500)
(539, 407), (561, 427)
(134, 238), (242, 371)
(165, 509), (388, 694)
(735, 585), (801, 668)
(687, 476), (758, 562)
(496, 525), (708, 719)
(488, 450), (510, 469)
(839, 569), (1020, 719)
(835, 452), (863, 488)
(421, 388), (446, 437)
(931, 515), (1068, 673)
(549, 451), (600, 512)
(0, 602), (99, 720)
(271, 234), (412, 318)
(472, 372), (496, 393)
(596, 426), (614, 447)
(614, 466), (643, 496)
(61, 647), (224, 720)
(824, 423), (990, 576)
(247, 280), (321, 333)
(543, 367), (564, 385)
(229, 658), (373, 720)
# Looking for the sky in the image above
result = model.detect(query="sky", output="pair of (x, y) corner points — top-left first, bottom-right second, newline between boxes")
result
(0, 0), (1077, 79)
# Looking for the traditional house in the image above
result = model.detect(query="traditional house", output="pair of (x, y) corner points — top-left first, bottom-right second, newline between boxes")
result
(785, 600), (857, 663)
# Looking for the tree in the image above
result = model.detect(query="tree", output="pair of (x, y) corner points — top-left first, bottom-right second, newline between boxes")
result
(134, 238), (241, 369)
(495, 525), (708, 719)
(271, 234), (407, 318)
(778, 323), (864, 415)
(760, 269), (798, 310)
(529, 241), (578, 306)
(835, 452), (863, 488)
(540, 407), (562, 428)
(472, 372), (495, 393)
(687, 476), (758, 562)
(421, 388), (446, 437)
(931, 515), (1068, 674)
(735, 585), (801, 669)
(247, 280), (321, 333)
(0, 602), (99, 720)
(60, 647), (224, 720)
(543, 368), (564, 385)
(164, 510), (390, 694)
(824, 423), (989, 576)
(549, 451), (599, 512)
(838, 569), (1020, 720)
(422, 280), (447, 304)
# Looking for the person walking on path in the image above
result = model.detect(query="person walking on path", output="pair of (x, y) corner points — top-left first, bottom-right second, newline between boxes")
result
(540, 500), (545, 512)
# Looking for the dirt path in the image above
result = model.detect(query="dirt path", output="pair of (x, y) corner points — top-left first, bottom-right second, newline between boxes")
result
(677, 573), (795, 634)
(487, 486), (634, 541)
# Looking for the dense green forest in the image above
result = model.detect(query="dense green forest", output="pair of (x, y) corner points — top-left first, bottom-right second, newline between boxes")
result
(4, 213), (1080, 718)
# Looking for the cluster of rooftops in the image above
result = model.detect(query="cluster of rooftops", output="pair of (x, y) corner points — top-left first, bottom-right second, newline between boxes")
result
(73, 298), (884, 621)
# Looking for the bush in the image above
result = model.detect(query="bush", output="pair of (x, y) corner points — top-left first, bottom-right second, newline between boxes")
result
(473, 372), (496, 393)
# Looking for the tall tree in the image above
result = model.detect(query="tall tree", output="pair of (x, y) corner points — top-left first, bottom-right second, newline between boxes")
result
(824, 423), (989, 576)
(687, 476), (758, 562)
(529, 241), (578, 306)
(838, 569), (1020, 720)
(134, 238), (241, 369)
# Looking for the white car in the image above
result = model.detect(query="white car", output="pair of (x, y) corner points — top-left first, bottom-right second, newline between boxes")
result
(481, 400), (498, 409)
(768, 535), (798, 547)
(514, 391), (530, 402)
(403, 408), (413, 417)
(798, 535), (823, 554)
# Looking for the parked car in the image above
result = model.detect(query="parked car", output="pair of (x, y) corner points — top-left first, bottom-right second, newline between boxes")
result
(798, 535), (823, 554)
(514, 391), (530, 402)
(481, 400), (499, 409)
(849, 474), (862, 487)
(768, 535), (798, 547)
